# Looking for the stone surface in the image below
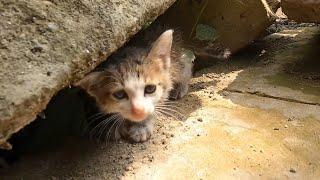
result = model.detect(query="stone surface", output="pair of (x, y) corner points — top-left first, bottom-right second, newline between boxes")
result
(282, 0), (320, 23)
(160, 0), (279, 59)
(0, 0), (176, 147)
(225, 27), (320, 105)
(1, 26), (319, 179)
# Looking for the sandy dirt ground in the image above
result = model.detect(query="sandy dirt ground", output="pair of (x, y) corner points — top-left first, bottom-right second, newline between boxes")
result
(1, 26), (320, 179)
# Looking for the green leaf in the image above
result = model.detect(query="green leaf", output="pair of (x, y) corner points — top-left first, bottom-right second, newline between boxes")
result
(195, 24), (217, 41)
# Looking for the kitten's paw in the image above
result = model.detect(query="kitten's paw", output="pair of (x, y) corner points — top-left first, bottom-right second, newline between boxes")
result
(119, 120), (154, 143)
(128, 125), (153, 143)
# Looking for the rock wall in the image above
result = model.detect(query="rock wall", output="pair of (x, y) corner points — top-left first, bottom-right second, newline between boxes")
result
(159, 0), (279, 59)
(282, 0), (320, 23)
(0, 0), (176, 148)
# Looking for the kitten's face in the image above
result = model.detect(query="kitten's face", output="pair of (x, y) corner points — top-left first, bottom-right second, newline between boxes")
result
(78, 30), (173, 122)
(103, 64), (171, 122)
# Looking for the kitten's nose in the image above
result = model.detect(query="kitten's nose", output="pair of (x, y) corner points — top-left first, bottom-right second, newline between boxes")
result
(131, 106), (146, 117)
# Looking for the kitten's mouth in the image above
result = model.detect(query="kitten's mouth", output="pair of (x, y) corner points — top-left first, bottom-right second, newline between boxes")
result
(129, 114), (148, 122)
(124, 113), (149, 122)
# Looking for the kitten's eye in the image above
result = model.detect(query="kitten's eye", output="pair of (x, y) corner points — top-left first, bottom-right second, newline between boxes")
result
(112, 90), (128, 100)
(145, 85), (156, 94)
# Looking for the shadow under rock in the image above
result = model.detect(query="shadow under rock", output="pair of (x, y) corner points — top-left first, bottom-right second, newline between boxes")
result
(0, 87), (130, 178)
(0, 84), (203, 179)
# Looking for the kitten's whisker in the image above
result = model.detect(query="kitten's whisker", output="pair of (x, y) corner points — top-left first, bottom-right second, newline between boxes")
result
(88, 113), (118, 128)
(155, 109), (181, 120)
(159, 101), (179, 105)
(97, 116), (119, 140)
(156, 110), (180, 121)
(89, 120), (109, 138)
(89, 114), (119, 137)
(106, 118), (121, 141)
(97, 121), (111, 140)
(157, 103), (182, 108)
(155, 107), (186, 119)
(90, 118), (113, 138)
(114, 118), (124, 142)
(110, 119), (121, 141)
(163, 100), (179, 103)
(157, 108), (186, 120)
(87, 114), (108, 127)
(106, 118), (120, 141)
(101, 114), (122, 141)
(156, 104), (183, 110)
(88, 112), (105, 120)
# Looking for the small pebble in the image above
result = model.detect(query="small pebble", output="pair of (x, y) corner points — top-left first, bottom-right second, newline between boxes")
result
(47, 22), (59, 32)
(161, 139), (167, 145)
(125, 166), (133, 171)
(31, 46), (43, 53)
(147, 154), (154, 162)
(128, 158), (134, 163)
(140, 145), (147, 150)
(288, 117), (294, 121)
(197, 117), (203, 122)
(273, 128), (279, 131)
(289, 168), (296, 173)
(84, 49), (90, 54)
(142, 157), (149, 163)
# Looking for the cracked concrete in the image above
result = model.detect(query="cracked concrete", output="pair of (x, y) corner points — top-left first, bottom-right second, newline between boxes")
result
(1, 27), (320, 179)
(224, 89), (320, 106)
(223, 27), (320, 106)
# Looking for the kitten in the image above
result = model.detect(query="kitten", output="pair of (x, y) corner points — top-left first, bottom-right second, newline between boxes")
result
(76, 30), (193, 143)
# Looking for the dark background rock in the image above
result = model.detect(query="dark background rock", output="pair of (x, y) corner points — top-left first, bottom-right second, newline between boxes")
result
(281, 0), (320, 23)
(160, 0), (279, 59)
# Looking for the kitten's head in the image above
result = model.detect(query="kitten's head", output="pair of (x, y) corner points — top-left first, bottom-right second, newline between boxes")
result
(77, 30), (174, 122)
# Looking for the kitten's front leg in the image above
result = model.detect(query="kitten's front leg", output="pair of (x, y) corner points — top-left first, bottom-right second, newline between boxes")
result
(119, 117), (154, 143)
(170, 56), (193, 100)
(169, 82), (189, 100)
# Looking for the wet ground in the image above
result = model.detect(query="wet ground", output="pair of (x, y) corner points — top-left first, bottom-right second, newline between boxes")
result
(1, 26), (320, 179)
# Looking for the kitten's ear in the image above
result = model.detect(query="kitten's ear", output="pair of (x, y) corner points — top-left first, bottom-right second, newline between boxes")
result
(147, 30), (173, 69)
(75, 71), (104, 92)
